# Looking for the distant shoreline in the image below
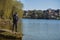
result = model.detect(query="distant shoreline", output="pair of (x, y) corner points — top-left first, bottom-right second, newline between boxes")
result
(23, 9), (60, 20)
(22, 18), (60, 20)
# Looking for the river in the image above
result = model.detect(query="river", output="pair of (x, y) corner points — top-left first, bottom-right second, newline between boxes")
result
(22, 19), (60, 40)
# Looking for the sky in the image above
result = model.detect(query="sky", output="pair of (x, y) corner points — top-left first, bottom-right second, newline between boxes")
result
(20, 0), (60, 10)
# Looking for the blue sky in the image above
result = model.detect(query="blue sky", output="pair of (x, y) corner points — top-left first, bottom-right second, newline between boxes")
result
(20, 0), (60, 10)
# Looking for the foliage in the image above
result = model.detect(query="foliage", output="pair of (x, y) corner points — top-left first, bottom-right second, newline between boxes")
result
(23, 9), (60, 19)
(0, 0), (23, 33)
(0, 0), (23, 19)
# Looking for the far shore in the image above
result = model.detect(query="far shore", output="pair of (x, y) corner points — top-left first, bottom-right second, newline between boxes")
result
(22, 18), (60, 20)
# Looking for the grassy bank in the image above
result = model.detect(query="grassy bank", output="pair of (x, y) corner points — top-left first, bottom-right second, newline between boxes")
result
(0, 18), (23, 40)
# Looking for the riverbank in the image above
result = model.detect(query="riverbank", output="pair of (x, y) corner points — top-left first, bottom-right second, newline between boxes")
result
(0, 18), (23, 40)
(22, 18), (60, 20)
(0, 29), (23, 40)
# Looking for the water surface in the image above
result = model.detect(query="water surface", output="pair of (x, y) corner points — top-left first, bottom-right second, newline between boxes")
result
(22, 19), (60, 40)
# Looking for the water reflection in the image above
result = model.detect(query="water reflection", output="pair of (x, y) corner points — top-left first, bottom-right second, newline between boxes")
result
(22, 19), (60, 40)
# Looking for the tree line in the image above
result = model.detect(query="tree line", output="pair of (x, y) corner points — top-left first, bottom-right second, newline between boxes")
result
(23, 9), (60, 20)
